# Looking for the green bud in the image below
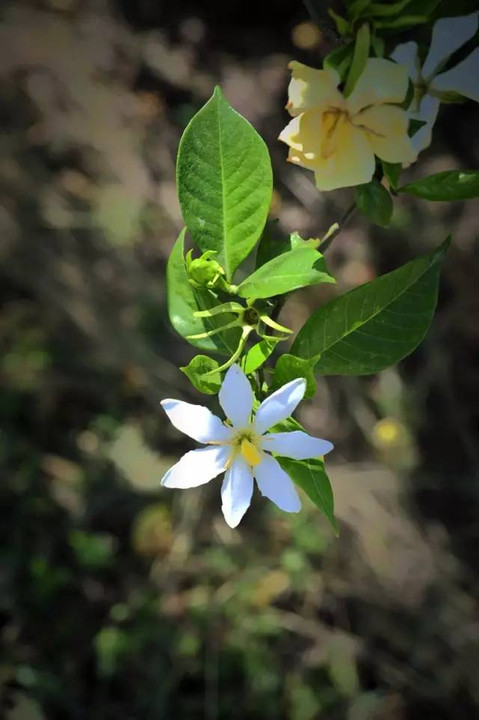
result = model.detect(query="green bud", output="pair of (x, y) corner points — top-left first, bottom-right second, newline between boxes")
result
(185, 250), (227, 290)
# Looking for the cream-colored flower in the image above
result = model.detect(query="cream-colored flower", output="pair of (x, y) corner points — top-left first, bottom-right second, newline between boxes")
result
(279, 58), (416, 191)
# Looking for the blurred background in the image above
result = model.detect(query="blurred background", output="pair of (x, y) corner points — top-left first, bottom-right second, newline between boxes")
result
(1, 1), (479, 718)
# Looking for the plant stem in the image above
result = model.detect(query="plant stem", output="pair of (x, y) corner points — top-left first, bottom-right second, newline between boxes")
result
(320, 201), (357, 253)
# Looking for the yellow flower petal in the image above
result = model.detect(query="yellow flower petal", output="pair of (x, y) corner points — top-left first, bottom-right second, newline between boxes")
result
(286, 60), (343, 116)
(279, 109), (323, 154)
(287, 147), (320, 170)
(312, 119), (376, 191)
(347, 58), (409, 114)
(356, 105), (417, 164)
(281, 109), (376, 190)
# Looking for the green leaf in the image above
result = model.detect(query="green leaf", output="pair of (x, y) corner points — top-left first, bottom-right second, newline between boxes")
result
(255, 228), (320, 269)
(408, 118), (426, 137)
(241, 339), (278, 375)
(371, 34), (385, 57)
(323, 44), (353, 81)
(328, 8), (351, 36)
(255, 219), (290, 268)
(177, 87), (272, 280)
(291, 238), (450, 375)
(399, 170), (479, 201)
(166, 229), (241, 355)
(382, 161), (402, 191)
(238, 247), (335, 300)
(355, 179), (393, 227)
(373, 14), (428, 29)
(277, 456), (338, 534)
(347, 0), (373, 22)
(180, 355), (221, 394)
(344, 22), (370, 97)
(289, 231), (320, 250)
(271, 354), (319, 399)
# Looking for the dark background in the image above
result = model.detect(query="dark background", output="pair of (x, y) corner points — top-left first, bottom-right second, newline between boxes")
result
(1, 1), (479, 718)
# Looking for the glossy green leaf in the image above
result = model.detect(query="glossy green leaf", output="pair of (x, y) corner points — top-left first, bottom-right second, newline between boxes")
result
(292, 238), (450, 375)
(289, 231), (320, 250)
(371, 34), (385, 57)
(408, 118), (427, 137)
(241, 339), (278, 375)
(268, 416), (337, 532)
(328, 8), (351, 36)
(238, 247), (335, 300)
(166, 230), (241, 356)
(271, 354), (319, 399)
(255, 229), (320, 271)
(355, 179), (393, 227)
(344, 22), (370, 97)
(347, 0), (373, 22)
(373, 14), (428, 29)
(177, 87), (272, 280)
(255, 219), (290, 268)
(399, 170), (479, 201)
(382, 161), (402, 191)
(278, 456), (338, 534)
(324, 43), (353, 81)
(180, 355), (221, 394)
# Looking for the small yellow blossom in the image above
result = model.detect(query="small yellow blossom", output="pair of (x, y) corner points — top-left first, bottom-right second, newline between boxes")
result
(279, 58), (417, 191)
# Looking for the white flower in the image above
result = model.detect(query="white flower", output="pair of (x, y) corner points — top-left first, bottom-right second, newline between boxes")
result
(391, 12), (479, 153)
(160, 364), (333, 528)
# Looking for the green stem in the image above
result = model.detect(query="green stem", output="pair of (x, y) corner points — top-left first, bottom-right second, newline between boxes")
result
(193, 302), (243, 318)
(320, 201), (357, 253)
(186, 319), (241, 340)
(202, 326), (253, 376)
(260, 315), (293, 334)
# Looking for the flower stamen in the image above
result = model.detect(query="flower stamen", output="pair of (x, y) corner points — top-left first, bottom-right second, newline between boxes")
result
(240, 438), (262, 467)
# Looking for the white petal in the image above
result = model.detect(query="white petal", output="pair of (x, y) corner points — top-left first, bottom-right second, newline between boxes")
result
(161, 399), (231, 443)
(261, 431), (334, 460)
(410, 94), (440, 153)
(254, 454), (301, 513)
(254, 378), (306, 435)
(431, 48), (479, 102)
(221, 456), (254, 528)
(423, 12), (479, 80)
(161, 446), (229, 489)
(390, 41), (421, 84)
(219, 364), (254, 428)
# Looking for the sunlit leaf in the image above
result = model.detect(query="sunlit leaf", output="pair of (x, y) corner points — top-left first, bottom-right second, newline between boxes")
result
(292, 239), (450, 375)
(177, 87), (272, 279)
(166, 229), (241, 355)
(181, 355), (221, 394)
(271, 354), (319, 399)
(241, 339), (278, 374)
(238, 247), (335, 299)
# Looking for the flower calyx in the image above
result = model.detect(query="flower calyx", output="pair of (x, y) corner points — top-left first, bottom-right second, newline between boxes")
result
(186, 299), (293, 376)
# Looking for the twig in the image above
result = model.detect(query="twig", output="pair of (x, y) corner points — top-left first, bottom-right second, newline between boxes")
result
(320, 202), (357, 253)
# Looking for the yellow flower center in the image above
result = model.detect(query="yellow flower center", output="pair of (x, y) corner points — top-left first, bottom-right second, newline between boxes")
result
(226, 428), (263, 468)
(240, 438), (262, 467)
